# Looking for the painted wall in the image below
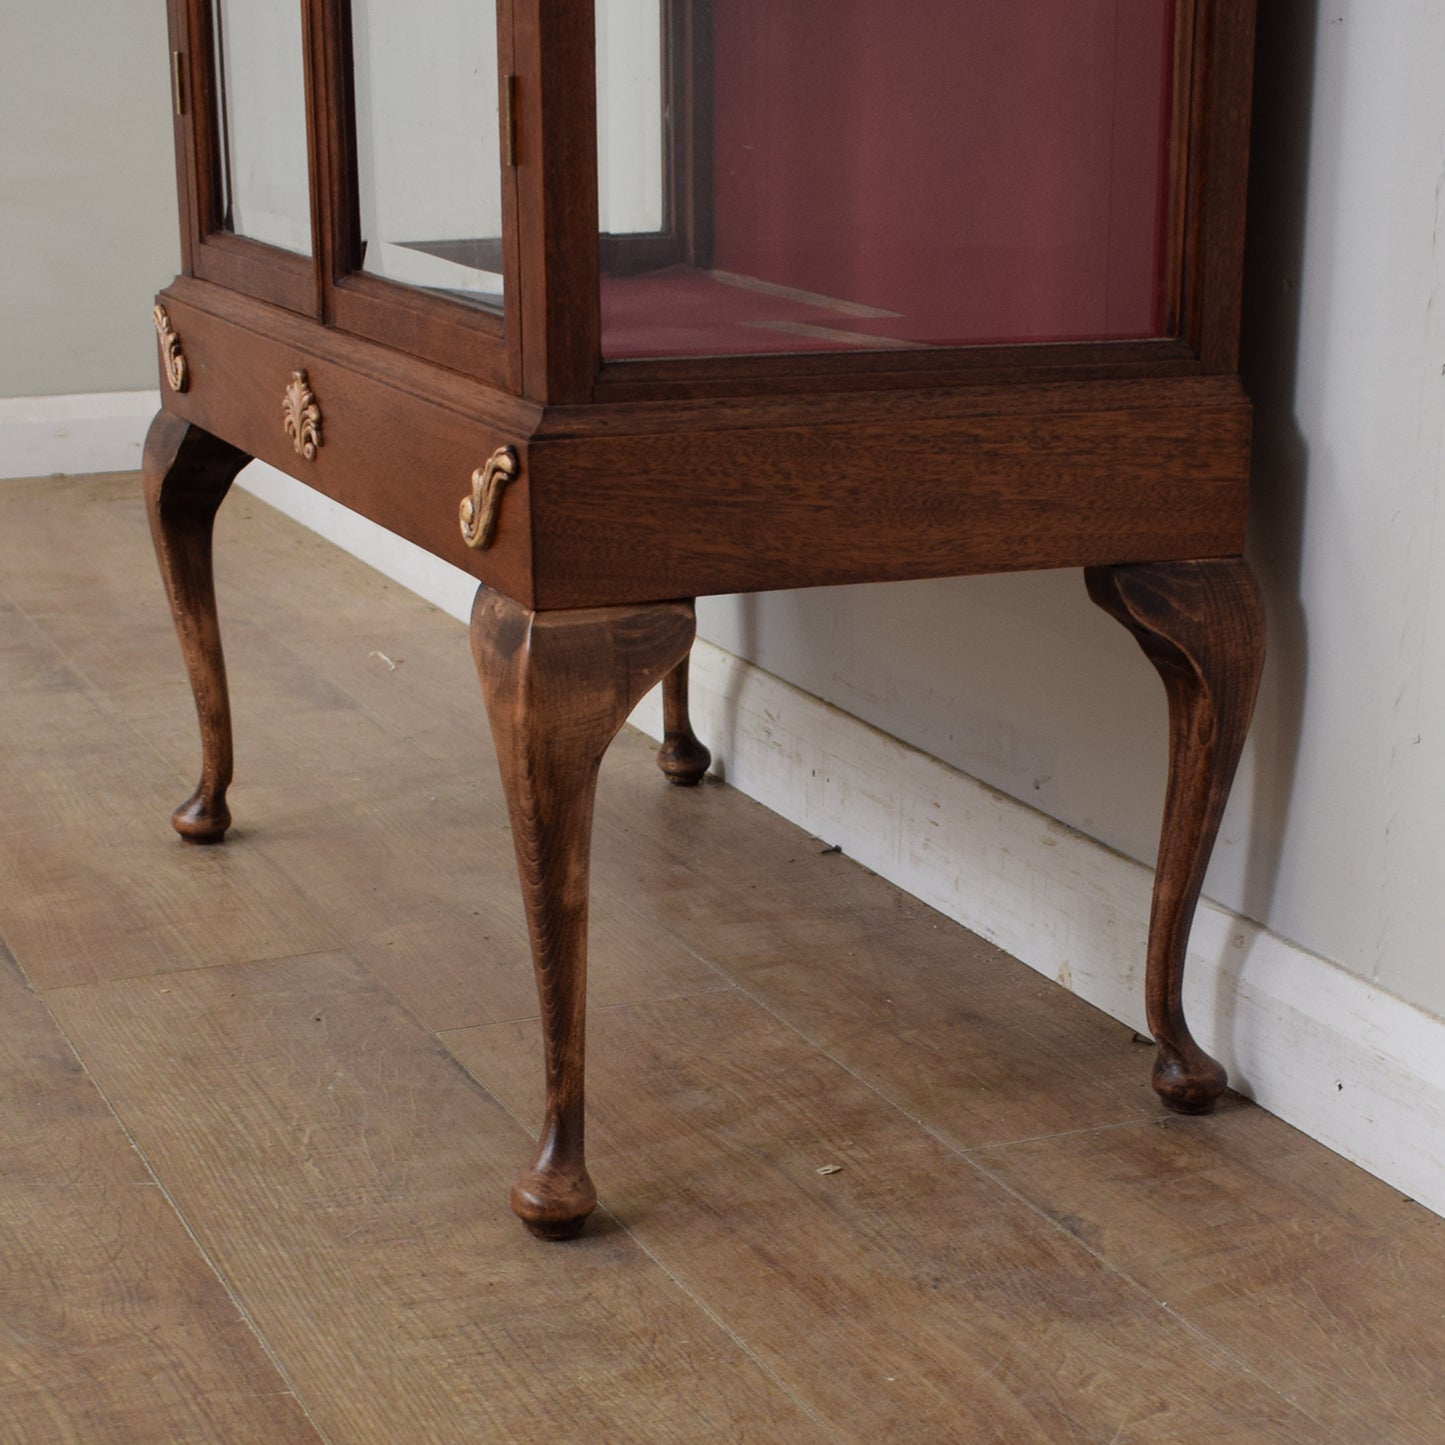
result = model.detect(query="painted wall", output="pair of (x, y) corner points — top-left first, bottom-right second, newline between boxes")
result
(4, 3), (1444, 1031)
(0, 2), (179, 396)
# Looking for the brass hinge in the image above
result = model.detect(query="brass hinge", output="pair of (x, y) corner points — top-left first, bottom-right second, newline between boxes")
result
(502, 74), (517, 167)
(172, 51), (186, 116)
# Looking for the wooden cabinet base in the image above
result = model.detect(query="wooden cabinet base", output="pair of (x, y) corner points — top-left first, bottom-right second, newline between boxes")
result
(146, 0), (1261, 1239)
(144, 411), (1266, 1232)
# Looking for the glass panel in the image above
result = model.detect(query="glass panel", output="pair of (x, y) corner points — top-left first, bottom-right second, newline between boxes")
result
(600, 0), (1177, 360)
(350, 0), (505, 312)
(211, 0), (313, 255)
(598, 0), (664, 237)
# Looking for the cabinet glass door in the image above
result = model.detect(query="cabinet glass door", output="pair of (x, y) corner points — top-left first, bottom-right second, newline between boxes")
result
(210, 0), (313, 255)
(599, 0), (1179, 360)
(597, 0), (667, 264)
(349, 0), (506, 313)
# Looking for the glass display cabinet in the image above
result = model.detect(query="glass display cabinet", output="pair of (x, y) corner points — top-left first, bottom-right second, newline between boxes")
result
(148, 0), (1263, 1239)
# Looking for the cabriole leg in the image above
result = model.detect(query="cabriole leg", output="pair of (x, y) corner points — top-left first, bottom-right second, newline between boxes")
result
(470, 587), (696, 1238)
(1085, 558), (1265, 1115)
(656, 645), (712, 785)
(143, 412), (251, 843)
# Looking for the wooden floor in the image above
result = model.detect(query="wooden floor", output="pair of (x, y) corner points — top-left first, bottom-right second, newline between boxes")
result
(1, 473), (1442, 1444)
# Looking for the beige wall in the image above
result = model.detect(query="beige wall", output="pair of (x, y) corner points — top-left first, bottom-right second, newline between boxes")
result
(0, 3), (179, 396)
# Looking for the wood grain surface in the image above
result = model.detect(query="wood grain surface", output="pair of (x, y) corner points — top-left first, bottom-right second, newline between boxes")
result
(470, 588), (697, 1236)
(0, 945), (321, 1445)
(47, 952), (826, 1443)
(978, 1109), (1445, 1445)
(0, 599), (337, 990)
(586, 741), (1163, 1151)
(155, 274), (1253, 609)
(143, 411), (252, 841)
(1087, 558), (1267, 1112)
(1, 474), (1439, 1443)
(447, 993), (1328, 1444)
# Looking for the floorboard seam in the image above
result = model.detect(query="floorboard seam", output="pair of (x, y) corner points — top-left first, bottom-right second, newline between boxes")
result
(35, 944), (349, 998)
(580, 945), (1351, 1439)
(0, 498), (220, 790)
(959, 1146), (1352, 1443)
(442, 1050), (842, 1441)
(433, 983), (748, 1037)
(958, 1114), (1175, 1154)
(595, 1210), (844, 1443)
(23, 984), (339, 1445)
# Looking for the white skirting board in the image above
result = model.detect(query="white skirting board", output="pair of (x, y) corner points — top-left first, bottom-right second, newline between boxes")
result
(0, 390), (158, 480)
(632, 650), (1445, 1221)
(11, 412), (1444, 1220)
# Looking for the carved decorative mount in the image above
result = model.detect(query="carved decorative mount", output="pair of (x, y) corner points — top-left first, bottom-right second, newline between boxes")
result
(282, 370), (322, 460)
(460, 445), (520, 550)
(153, 305), (188, 393)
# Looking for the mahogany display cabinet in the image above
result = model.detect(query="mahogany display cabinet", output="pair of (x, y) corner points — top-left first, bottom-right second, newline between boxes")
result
(147, 0), (1264, 1238)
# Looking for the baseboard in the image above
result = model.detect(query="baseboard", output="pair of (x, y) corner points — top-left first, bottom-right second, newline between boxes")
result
(630, 646), (1445, 1220)
(0, 390), (158, 480)
(62, 444), (1445, 1218)
(235, 462), (480, 623)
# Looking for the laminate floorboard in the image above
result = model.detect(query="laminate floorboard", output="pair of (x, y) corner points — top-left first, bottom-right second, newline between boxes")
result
(587, 749), (1163, 1148)
(0, 645), (338, 991)
(46, 952), (829, 1445)
(447, 995), (1329, 1444)
(0, 944), (322, 1445)
(1, 472), (1441, 1442)
(234, 740), (731, 1031)
(977, 1109), (1445, 1444)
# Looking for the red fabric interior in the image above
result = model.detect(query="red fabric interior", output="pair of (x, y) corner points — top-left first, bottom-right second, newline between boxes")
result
(604, 1), (1175, 360)
(601, 267), (935, 359)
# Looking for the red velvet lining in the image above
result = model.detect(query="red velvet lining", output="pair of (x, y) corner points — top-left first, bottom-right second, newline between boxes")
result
(604, 1), (1175, 361)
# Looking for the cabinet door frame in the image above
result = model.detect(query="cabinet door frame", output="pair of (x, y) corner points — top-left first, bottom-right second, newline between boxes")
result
(510, 0), (1255, 405)
(166, 0), (521, 390)
(598, 0), (713, 277)
(314, 0), (519, 390)
(169, 0), (319, 316)
(167, 0), (1255, 408)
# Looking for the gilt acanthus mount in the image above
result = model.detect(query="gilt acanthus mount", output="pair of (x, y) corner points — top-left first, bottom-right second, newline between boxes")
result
(153, 305), (187, 393)
(282, 370), (322, 461)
